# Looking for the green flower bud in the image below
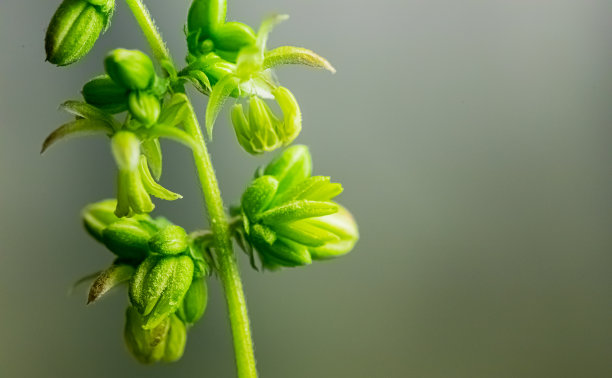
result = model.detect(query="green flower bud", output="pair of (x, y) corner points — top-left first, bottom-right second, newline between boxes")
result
(129, 255), (194, 329)
(188, 0), (227, 38)
(124, 306), (169, 364)
(176, 277), (208, 325)
(128, 91), (161, 126)
(82, 75), (128, 114)
(238, 147), (358, 268)
(163, 315), (187, 363)
(231, 88), (302, 155)
(82, 199), (120, 242)
(102, 218), (152, 261)
(45, 0), (115, 66)
(105, 49), (156, 90)
(149, 225), (189, 255)
(212, 22), (256, 52)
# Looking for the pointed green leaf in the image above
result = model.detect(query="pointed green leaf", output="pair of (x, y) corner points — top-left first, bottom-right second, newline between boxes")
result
(88, 264), (135, 304)
(258, 200), (338, 225)
(256, 236), (311, 267)
(264, 46), (336, 73)
(138, 156), (182, 201)
(41, 118), (113, 154)
(274, 219), (341, 247)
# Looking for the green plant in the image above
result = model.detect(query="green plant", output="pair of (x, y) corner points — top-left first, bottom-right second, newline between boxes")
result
(42, 0), (358, 376)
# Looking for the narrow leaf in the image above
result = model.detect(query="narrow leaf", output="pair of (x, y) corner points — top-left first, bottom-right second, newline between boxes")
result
(264, 46), (336, 73)
(258, 200), (338, 225)
(139, 157), (182, 201)
(41, 118), (113, 153)
(88, 264), (135, 304)
(61, 100), (120, 129)
(274, 219), (340, 247)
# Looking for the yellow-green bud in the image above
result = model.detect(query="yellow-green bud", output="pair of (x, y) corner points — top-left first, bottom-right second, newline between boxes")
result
(105, 49), (156, 90)
(45, 0), (115, 66)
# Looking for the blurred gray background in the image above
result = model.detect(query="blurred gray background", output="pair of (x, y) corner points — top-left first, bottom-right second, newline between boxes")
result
(1, 0), (611, 377)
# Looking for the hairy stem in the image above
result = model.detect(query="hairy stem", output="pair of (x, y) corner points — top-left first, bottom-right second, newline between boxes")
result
(125, 1), (257, 377)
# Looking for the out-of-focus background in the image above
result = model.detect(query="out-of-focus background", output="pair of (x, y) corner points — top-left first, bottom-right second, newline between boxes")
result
(1, 0), (611, 377)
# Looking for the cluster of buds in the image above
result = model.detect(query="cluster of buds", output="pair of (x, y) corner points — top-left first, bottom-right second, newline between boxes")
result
(45, 0), (115, 66)
(181, 0), (335, 155)
(84, 49), (167, 126)
(83, 200), (209, 363)
(237, 145), (359, 269)
(42, 49), (197, 217)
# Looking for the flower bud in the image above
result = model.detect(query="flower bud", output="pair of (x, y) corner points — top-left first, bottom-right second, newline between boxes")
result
(45, 0), (115, 66)
(129, 255), (194, 329)
(82, 199), (120, 242)
(176, 277), (208, 325)
(149, 225), (190, 255)
(188, 0), (227, 38)
(231, 89), (302, 155)
(82, 75), (128, 113)
(212, 22), (256, 52)
(124, 306), (169, 364)
(238, 147), (358, 268)
(128, 91), (161, 126)
(102, 218), (152, 261)
(163, 315), (187, 362)
(105, 49), (156, 90)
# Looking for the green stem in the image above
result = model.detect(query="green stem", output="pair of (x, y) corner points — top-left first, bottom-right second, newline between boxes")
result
(124, 1), (257, 377)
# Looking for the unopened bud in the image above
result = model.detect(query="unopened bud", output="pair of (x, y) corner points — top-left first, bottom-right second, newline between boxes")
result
(82, 75), (128, 113)
(129, 255), (194, 329)
(163, 315), (187, 363)
(212, 22), (256, 52)
(102, 218), (152, 261)
(105, 49), (156, 90)
(124, 306), (169, 364)
(188, 0), (227, 38)
(45, 0), (115, 66)
(128, 91), (161, 126)
(176, 277), (208, 325)
(149, 225), (189, 255)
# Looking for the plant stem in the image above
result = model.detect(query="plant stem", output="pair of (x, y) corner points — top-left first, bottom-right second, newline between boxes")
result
(125, 1), (257, 377)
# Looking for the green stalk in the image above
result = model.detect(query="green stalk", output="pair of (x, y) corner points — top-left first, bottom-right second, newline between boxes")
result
(124, 1), (257, 377)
